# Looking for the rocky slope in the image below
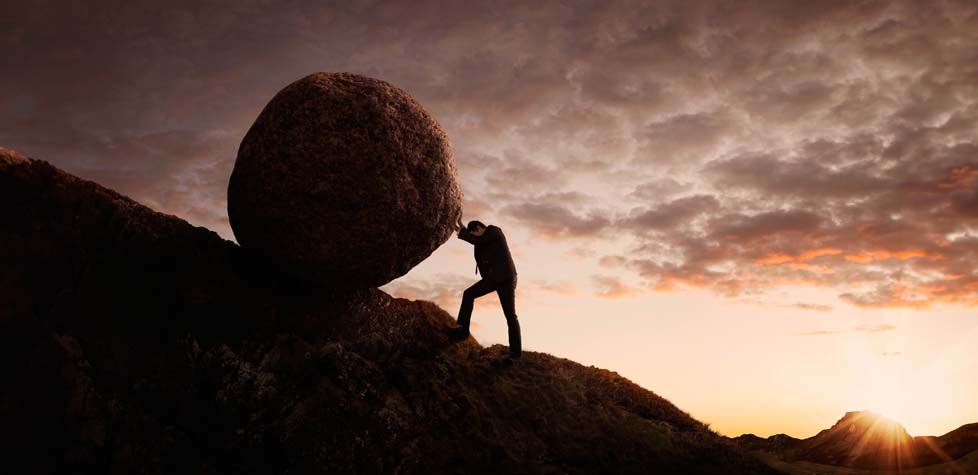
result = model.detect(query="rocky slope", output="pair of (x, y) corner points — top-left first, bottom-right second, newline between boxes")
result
(0, 146), (775, 474)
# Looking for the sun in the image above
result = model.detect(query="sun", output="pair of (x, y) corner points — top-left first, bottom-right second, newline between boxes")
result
(858, 363), (956, 437)
(865, 396), (913, 432)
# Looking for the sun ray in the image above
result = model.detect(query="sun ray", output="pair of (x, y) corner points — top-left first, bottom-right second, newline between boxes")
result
(916, 435), (969, 475)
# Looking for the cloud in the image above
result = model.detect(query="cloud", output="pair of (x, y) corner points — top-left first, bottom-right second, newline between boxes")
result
(621, 195), (720, 232)
(591, 274), (641, 299)
(500, 202), (613, 238)
(532, 279), (579, 296)
(627, 178), (689, 202)
(853, 324), (898, 334)
(598, 255), (629, 269)
(840, 283), (934, 309)
(632, 111), (739, 166)
(380, 273), (474, 310)
(707, 146), (889, 199)
(798, 324), (898, 336)
(4, 0), (978, 310)
(798, 330), (843, 337)
(484, 155), (569, 191)
(786, 303), (833, 312)
(567, 247), (598, 259)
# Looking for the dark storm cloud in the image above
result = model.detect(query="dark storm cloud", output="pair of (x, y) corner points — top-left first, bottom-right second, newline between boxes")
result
(4, 0), (978, 308)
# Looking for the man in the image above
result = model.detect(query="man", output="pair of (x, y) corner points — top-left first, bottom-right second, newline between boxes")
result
(449, 216), (521, 359)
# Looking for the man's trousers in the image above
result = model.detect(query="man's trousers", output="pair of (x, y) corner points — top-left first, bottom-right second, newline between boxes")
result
(456, 275), (521, 356)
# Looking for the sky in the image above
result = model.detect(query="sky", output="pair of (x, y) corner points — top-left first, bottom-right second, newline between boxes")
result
(3, 0), (978, 438)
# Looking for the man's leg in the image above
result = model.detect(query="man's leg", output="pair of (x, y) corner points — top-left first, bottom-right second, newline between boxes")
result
(496, 276), (521, 357)
(456, 278), (496, 332)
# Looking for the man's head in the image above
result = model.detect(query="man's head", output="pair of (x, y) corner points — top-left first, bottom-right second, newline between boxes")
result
(467, 220), (487, 236)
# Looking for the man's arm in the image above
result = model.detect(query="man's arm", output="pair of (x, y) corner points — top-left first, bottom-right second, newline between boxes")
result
(458, 226), (477, 244)
(458, 225), (502, 245)
(455, 216), (476, 244)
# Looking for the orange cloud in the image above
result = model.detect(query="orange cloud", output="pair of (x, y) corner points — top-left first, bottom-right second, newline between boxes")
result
(840, 283), (935, 309)
(843, 249), (941, 264)
(592, 274), (642, 299)
(461, 198), (494, 217)
(534, 280), (579, 296)
(936, 166), (978, 190)
(755, 247), (843, 265)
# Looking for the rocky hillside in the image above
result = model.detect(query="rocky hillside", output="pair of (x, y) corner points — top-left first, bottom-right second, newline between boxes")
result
(0, 146), (776, 474)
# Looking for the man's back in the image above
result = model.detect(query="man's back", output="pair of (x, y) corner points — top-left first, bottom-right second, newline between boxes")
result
(459, 224), (517, 282)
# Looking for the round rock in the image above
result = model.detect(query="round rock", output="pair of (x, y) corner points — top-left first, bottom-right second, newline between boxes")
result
(228, 72), (462, 288)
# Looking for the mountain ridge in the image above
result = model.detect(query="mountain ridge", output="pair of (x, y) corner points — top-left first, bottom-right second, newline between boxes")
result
(734, 410), (978, 470)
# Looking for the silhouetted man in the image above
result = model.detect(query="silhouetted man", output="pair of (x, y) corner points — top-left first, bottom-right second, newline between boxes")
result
(449, 217), (521, 359)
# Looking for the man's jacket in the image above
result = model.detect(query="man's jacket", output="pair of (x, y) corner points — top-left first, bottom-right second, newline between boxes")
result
(458, 225), (517, 283)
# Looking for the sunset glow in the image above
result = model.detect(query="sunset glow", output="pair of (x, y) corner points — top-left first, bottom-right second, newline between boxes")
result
(4, 0), (978, 441)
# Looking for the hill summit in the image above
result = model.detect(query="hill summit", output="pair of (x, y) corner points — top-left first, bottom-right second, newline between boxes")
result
(792, 411), (915, 469)
(734, 410), (978, 471)
(0, 147), (775, 474)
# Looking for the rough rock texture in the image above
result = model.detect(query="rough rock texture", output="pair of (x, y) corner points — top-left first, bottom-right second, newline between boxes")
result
(0, 147), (775, 474)
(227, 72), (462, 288)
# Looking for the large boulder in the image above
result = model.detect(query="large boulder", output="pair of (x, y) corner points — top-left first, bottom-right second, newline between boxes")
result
(228, 72), (462, 288)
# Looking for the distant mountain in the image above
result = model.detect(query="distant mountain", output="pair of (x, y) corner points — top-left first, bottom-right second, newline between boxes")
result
(734, 411), (978, 471)
(914, 422), (978, 466)
(792, 411), (916, 469)
(731, 433), (801, 453)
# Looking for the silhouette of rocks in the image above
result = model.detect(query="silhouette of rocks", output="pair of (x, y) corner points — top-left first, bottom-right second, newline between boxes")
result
(734, 411), (978, 470)
(228, 72), (462, 288)
(731, 433), (801, 454)
(1, 147), (777, 474)
(792, 411), (916, 469)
